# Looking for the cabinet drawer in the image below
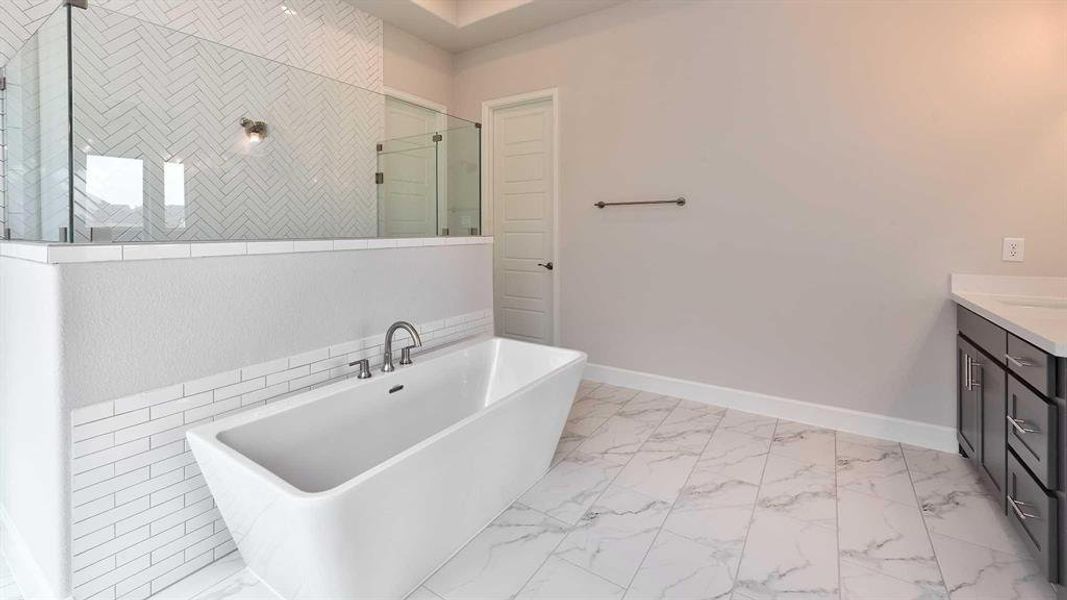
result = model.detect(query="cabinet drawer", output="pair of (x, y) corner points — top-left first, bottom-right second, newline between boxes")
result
(1008, 376), (1059, 489)
(958, 306), (1007, 361)
(1007, 452), (1060, 582)
(1007, 334), (1056, 398)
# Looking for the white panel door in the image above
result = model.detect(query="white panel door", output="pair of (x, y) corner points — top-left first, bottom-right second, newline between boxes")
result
(492, 99), (555, 344)
(379, 97), (438, 237)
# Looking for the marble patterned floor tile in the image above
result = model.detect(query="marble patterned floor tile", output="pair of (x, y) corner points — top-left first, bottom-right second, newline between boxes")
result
(769, 421), (836, 467)
(582, 384), (643, 405)
(717, 410), (778, 439)
(643, 406), (722, 454)
(734, 512), (839, 599)
(901, 446), (984, 495)
(675, 464), (763, 512)
(662, 502), (753, 553)
(618, 392), (681, 425)
(426, 504), (569, 600)
(837, 490), (942, 587)
(755, 454), (836, 528)
(576, 416), (659, 464)
(190, 568), (278, 600)
(554, 486), (672, 587)
(615, 448), (702, 502)
(624, 529), (736, 600)
(406, 587), (446, 600)
(697, 430), (773, 481)
(839, 560), (948, 600)
(566, 384), (641, 436)
(520, 452), (628, 524)
(516, 556), (625, 599)
(906, 453), (986, 503)
(837, 437), (917, 507)
(915, 483), (1030, 557)
(553, 430), (587, 466)
(578, 380), (604, 399)
(930, 534), (1056, 600)
(566, 392), (632, 437)
(662, 399), (727, 423)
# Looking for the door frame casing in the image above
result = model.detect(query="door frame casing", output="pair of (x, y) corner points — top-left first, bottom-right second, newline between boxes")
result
(481, 88), (561, 346)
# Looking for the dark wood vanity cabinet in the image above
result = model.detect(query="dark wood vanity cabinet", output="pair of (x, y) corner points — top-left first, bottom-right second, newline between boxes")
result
(957, 336), (982, 459)
(956, 333), (1008, 502)
(956, 306), (1064, 586)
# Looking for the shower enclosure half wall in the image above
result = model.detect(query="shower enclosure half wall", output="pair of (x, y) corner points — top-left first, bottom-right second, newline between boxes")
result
(0, 3), (480, 243)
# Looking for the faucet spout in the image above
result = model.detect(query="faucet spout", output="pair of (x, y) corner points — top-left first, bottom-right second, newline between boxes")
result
(382, 321), (422, 373)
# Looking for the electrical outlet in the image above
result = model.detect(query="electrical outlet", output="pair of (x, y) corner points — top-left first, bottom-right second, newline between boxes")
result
(1002, 237), (1025, 262)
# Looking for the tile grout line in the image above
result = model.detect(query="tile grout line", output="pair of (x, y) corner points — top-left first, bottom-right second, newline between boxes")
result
(617, 402), (725, 594)
(833, 431), (843, 598)
(900, 447), (953, 598)
(729, 415), (780, 596)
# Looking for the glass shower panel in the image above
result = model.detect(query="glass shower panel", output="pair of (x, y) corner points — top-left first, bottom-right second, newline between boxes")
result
(376, 132), (439, 238)
(440, 123), (481, 236)
(2, 6), (71, 242)
(1, 3), (481, 243)
(375, 122), (481, 238)
(68, 6), (384, 242)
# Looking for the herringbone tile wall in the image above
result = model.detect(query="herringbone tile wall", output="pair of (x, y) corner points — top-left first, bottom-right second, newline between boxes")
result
(1, 0), (384, 241)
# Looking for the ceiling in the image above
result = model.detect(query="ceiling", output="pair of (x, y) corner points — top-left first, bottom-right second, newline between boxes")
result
(347, 0), (623, 52)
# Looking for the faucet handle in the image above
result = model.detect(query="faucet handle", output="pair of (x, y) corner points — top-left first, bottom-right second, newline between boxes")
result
(399, 346), (414, 366)
(350, 358), (372, 379)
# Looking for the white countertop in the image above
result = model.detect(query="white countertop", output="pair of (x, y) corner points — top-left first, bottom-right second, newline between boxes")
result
(951, 274), (1067, 357)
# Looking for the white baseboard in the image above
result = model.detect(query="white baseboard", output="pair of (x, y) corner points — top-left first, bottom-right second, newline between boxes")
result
(0, 506), (67, 600)
(584, 363), (958, 453)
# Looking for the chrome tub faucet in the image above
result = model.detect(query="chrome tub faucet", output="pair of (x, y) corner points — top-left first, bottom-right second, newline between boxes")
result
(382, 321), (422, 372)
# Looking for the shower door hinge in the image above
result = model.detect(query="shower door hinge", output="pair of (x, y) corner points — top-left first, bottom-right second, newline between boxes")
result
(474, 122), (482, 129)
(65, 0), (88, 9)
(375, 172), (384, 184)
(0, 76), (6, 91)
(432, 134), (443, 143)
(376, 143), (382, 152)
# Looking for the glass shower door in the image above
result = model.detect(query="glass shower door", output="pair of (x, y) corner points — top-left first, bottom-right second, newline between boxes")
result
(376, 132), (439, 238)
(2, 6), (72, 242)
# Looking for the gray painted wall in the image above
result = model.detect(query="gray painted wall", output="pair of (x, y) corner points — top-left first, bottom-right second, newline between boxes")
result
(59, 244), (493, 408)
(452, 0), (1067, 428)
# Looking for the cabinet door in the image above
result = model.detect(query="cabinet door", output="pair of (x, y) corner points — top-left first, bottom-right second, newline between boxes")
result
(958, 336), (981, 459)
(978, 357), (1007, 504)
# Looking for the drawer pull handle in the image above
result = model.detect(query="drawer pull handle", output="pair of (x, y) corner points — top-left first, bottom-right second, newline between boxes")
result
(1006, 354), (1038, 368)
(1006, 415), (1038, 435)
(1008, 496), (1040, 521)
(964, 355), (971, 391)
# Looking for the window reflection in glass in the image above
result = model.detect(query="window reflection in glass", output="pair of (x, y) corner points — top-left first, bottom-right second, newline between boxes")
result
(164, 161), (186, 229)
(84, 155), (143, 228)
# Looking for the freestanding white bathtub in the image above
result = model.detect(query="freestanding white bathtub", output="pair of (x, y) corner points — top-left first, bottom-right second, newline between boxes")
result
(187, 336), (586, 600)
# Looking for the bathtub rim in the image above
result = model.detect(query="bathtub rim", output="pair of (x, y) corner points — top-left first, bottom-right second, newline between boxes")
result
(187, 335), (587, 501)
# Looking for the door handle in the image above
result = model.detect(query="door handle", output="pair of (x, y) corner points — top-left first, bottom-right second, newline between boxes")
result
(1006, 354), (1038, 368)
(1007, 415), (1038, 435)
(1008, 496), (1040, 521)
(537, 262), (554, 271)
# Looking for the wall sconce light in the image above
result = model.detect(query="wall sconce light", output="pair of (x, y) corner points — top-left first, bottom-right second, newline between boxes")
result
(240, 118), (268, 144)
